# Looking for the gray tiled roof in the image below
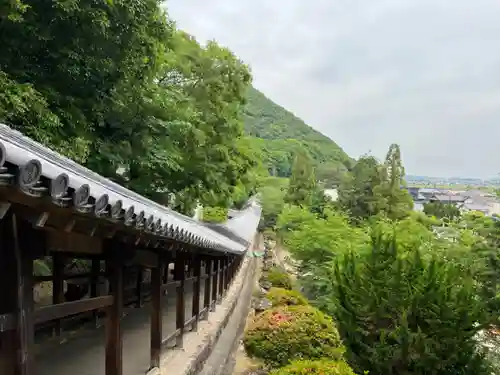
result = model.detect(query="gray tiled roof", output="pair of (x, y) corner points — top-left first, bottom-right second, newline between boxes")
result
(0, 124), (261, 254)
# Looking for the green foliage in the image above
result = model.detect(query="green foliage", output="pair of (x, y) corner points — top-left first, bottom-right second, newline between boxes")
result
(338, 145), (413, 223)
(338, 156), (383, 223)
(244, 305), (344, 368)
(244, 87), (351, 177)
(258, 177), (288, 230)
(373, 144), (413, 220)
(277, 206), (368, 268)
(0, 0), (259, 215)
(285, 150), (316, 207)
(332, 234), (490, 375)
(269, 360), (356, 375)
(423, 201), (461, 220)
(263, 266), (292, 290)
(201, 207), (228, 223)
(266, 287), (308, 307)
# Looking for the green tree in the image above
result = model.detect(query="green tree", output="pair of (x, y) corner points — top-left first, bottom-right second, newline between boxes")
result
(374, 144), (413, 220)
(337, 156), (383, 222)
(285, 150), (316, 207)
(423, 201), (461, 220)
(332, 234), (490, 375)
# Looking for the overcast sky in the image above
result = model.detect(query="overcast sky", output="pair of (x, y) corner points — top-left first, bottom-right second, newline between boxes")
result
(167, 0), (500, 179)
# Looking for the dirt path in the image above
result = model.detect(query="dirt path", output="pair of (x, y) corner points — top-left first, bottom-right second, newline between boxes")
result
(273, 243), (296, 277)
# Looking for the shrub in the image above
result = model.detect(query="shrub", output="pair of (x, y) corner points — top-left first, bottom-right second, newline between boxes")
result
(333, 235), (491, 375)
(264, 266), (292, 289)
(267, 287), (308, 307)
(244, 305), (344, 368)
(269, 359), (356, 375)
(202, 206), (228, 223)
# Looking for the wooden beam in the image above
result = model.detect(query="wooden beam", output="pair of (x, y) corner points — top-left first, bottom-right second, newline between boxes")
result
(191, 253), (202, 331)
(174, 251), (185, 348)
(105, 245), (124, 375)
(48, 231), (102, 255)
(132, 250), (158, 268)
(34, 296), (113, 324)
(150, 257), (163, 369)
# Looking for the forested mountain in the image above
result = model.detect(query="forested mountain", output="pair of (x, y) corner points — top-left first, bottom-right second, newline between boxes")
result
(244, 87), (351, 181)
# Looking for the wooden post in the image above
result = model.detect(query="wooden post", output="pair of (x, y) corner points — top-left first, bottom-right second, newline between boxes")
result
(217, 257), (224, 302)
(211, 258), (218, 310)
(203, 257), (212, 319)
(52, 253), (65, 337)
(150, 256), (163, 369)
(136, 265), (143, 308)
(174, 251), (185, 348)
(90, 258), (100, 327)
(224, 258), (230, 294)
(0, 213), (37, 375)
(13, 215), (35, 375)
(105, 244), (124, 375)
(0, 214), (17, 375)
(191, 253), (201, 331)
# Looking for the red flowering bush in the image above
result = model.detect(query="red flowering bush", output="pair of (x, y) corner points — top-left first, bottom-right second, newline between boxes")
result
(243, 305), (344, 368)
(269, 359), (356, 375)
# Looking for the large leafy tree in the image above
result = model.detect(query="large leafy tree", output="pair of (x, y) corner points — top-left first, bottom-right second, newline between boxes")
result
(337, 155), (383, 222)
(0, 0), (257, 215)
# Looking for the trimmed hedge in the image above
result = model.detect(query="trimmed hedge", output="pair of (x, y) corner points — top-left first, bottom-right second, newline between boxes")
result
(244, 305), (344, 368)
(263, 266), (292, 290)
(269, 360), (356, 375)
(267, 287), (308, 307)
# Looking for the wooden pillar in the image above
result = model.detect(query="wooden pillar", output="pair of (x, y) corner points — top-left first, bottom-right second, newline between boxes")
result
(105, 244), (124, 375)
(224, 258), (230, 293)
(191, 253), (201, 331)
(0, 216), (16, 375)
(217, 257), (224, 302)
(174, 251), (185, 348)
(136, 265), (143, 308)
(52, 253), (65, 336)
(150, 255), (163, 370)
(211, 258), (218, 310)
(90, 258), (100, 327)
(13, 215), (36, 375)
(203, 257), (212, 319)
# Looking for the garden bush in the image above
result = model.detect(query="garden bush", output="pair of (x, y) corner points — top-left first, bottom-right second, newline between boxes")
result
(267, 287), (308, 307)
(201, 206), (228, 223)
(244, 305), (344, 368)
(269, 359), (356, 375)
(262, 266), (292, 289)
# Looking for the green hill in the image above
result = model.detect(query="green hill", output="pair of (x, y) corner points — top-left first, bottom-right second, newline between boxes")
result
(244, 87), (351, 181)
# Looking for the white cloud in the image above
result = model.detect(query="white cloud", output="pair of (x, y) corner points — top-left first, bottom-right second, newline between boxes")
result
(166, 0), (500, 178)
